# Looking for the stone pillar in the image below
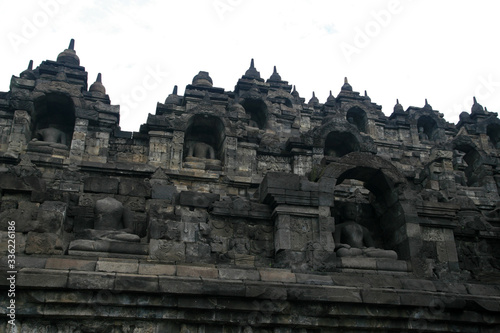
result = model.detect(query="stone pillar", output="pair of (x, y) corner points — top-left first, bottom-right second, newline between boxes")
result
(292, 154), (312, 176)
(148, 131), (172, 167)
(312, 147), (324, 167)
(366, 118), (377, 137)
(259, 172), (336, 271)
(7, 110), (31, 156)
(224, 136), (238, 173)
(236, 142), (257, 174)
(169, 130), (184, 170)
(69, 118), (88, 164)
(84, 130), (110, 163)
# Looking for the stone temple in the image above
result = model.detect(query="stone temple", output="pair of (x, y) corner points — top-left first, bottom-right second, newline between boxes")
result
(0, 39), (500, 332)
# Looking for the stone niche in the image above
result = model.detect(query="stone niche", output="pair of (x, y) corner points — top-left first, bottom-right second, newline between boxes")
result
(241, 98), (268, 129)
(323, 131), (360, 158)
(28, 93), (75, 154)
(346, 106), (367, 133)
(183, 114), (225, 171)
(417, 115), (438, 142)
(487, 123), (500, 148)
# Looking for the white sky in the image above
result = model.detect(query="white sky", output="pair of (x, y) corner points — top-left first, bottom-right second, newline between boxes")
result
(1, 0), (499, 132)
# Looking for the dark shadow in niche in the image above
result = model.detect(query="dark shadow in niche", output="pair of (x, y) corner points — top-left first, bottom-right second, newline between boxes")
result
(487, 123), (500, 149)
(417, 115), (437, 142)
(324, 131), (360, 158)
(329, 163), (403, 260)
(183, 114), (225, 171)
(30, 93), (75, 149)
(346, 106), (367, 133)
(453, 142), (483, 187)
(241, 98), (268, 129)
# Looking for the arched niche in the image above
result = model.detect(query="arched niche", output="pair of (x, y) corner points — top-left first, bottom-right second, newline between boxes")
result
(241, 98), (268, 129)
(452, 138), (484, 187)
(346, 106), (367, 133)
(417, 115), (438, 142)
(320, 153), (415, 261)
(486, 123), (500, 149)
(324, 131), (360, 158)
(31, 93), (75, 147)
(183, 114), (225, 169)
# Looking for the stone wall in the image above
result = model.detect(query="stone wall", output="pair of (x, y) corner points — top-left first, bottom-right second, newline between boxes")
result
(0, 41), (499, 331)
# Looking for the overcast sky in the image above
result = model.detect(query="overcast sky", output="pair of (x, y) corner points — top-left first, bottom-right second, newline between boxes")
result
(1, 0), (499, 131)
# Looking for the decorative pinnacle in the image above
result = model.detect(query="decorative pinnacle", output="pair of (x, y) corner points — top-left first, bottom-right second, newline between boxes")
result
(329, 90), (333, 96)
(313, 92), (316, 98)
(96, 73), (102, 83)
(397, 99), (399, 104)
(173, 85), (178, 95)
(473, 96), (477, 104)
(273, 66), (277, 74)
(364, 90), (367, 97)
(68, 39), (75, 50)
(28, 60), (33, 70)
(344, 77), (348, 84)
(250, 58), (255, 69)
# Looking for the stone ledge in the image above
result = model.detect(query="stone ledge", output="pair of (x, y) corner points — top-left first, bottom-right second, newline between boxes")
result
(176, 265), (218, 279)
(259, 268), (296, 283)
(17, 268), (69, 288)
(218, 267), (261, 281)
(96, 258), (139, 273)
(45, 257), (97, 271)
(68, 271), (115, 290)
(138, 262), (176, 275)
(9, 263), (500, 302)
(115, 273), (159, 293)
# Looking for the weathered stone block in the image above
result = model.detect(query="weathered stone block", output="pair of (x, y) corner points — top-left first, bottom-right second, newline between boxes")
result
(361, 289), (400, 305)
(202, 279), (246, 297)
(149, 219), (182, 240)
(45, 257), (96, 271)
(401, 278), (437, 292)
(149, 239), (185, 262)
(151, 184), (177, 202)
(0, 173), (45, 192)
(0, 207), (39, 233)
(288, 285), (362, 303)
(185, 242), (213, 263)
(36, 201), (67, 233)
(115, 273), (158, 292)
(376, 259), (408, 271)
(68, 239), (149, 255)
(138, 263), (176, 275)
(218, 268), (260, 281)
(259, 268), (296, 283)
(118, 178), (151, 197)
(159, 276), (203, 294)
(17, 268), (68, 288)
(179, 191), (220, 208)
(83, 176), (119, 194)
(245, 281), (288, 300)
(295, 273), (333, 285)
(68, 271), (115, 290)
(25, 232), (64, 254)
(177, 265), (218, 279)
(96, 259), (139, 273)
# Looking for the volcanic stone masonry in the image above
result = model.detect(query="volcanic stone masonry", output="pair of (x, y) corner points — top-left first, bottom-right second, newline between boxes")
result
(0, 39), (499, 332)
